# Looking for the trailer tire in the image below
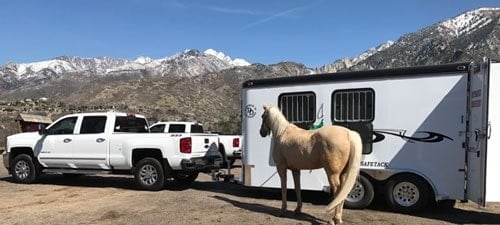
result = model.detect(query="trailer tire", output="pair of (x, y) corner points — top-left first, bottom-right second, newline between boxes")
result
(135, 157), (165, 191)
(344, 174), (374, 209)
(385, 174), (430, 213)
(11, 154), (39, 184)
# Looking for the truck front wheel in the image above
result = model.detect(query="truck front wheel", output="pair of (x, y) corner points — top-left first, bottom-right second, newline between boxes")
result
(11, 154), (39, 184)
(135, 158), (165, 191)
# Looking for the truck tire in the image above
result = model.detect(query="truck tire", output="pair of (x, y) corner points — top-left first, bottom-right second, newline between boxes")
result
(172, 171), (199, 185)
(134, 157), (165, 191)
(11, 154), (39, 184)
(385, 174), (431, 213)
(344, 174), (375, 209)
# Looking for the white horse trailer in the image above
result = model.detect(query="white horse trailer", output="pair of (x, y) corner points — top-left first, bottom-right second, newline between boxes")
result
(241, 60), (500, 212)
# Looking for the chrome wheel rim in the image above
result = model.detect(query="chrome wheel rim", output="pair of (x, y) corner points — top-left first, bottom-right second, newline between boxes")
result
(139, 165), (157, 185)
(15, 160), (30, 179)
(347, 180), (365, 202)
(393, 182), (420, 207)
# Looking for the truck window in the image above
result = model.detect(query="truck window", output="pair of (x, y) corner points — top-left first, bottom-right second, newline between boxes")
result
(278, 92), (316, 129)
(114, 116), (149, 133)
(191, 124), (204, 133)
(150, 124), (165, 133)
(80, 116), (107, 134)
(47, 117), (78, 135)
(168, 124), (186, 133)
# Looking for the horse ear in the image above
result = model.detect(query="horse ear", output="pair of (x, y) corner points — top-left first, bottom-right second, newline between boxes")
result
(263, 104), (270, 110)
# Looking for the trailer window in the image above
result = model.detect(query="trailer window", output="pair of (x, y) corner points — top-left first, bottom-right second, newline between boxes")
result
(278, 92), (316, 129)
(332, 89), (374, 122)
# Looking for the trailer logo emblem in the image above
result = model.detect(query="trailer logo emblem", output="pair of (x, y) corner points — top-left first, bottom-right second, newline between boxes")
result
(245, 104), (257, 118)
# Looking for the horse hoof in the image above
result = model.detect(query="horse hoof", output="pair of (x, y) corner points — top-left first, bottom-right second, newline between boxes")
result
(328, 218), (342, 225)
(294, 208), (302, 214)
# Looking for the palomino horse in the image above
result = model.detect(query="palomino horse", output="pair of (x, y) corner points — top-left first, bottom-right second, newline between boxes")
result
(259, 105), (362, 225)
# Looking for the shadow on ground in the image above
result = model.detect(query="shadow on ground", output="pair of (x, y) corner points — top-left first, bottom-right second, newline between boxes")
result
(212, 195), (326, 225)
(2, 171), (500, 224)
(190, 180), (500, 225)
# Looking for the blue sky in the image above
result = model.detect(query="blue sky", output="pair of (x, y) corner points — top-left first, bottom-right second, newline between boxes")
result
(1, 0), (498, 67)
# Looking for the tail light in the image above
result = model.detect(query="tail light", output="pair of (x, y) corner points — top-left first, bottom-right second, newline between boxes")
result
(232, 138), (240, 148)
(180, 137), (192, 153)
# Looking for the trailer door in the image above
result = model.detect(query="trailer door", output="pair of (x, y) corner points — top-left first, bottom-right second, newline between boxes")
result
(466, 64), (489, 206)
(485, 61), (500, 203)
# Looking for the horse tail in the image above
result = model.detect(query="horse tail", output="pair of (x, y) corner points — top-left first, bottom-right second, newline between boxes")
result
(326, 130), (362, 213)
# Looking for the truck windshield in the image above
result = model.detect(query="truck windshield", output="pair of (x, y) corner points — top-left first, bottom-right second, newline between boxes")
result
(114, 116), (149, 133)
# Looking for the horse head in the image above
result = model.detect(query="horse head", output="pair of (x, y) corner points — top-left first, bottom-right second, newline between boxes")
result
(260, 105), (272, 137)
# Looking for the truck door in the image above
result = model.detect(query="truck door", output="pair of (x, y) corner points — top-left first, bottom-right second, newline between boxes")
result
(466, 63), (489, 206)
(72, 116), (109, 169)
(37, 116), (77, 168)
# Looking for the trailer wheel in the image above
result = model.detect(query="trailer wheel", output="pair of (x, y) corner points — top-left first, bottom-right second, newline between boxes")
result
(385, 174), (430, 213)
(134, 157), (165, 191)
(344, 174), (375, 209)
(11, 154), (39, 184)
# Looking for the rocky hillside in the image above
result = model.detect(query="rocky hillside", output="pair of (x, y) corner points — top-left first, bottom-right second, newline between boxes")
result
(0, 8), (499, 145)
(318, 8), (499, 72)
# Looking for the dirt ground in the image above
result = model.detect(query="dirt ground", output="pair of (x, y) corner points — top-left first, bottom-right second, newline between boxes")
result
(1, 160), (499, 225)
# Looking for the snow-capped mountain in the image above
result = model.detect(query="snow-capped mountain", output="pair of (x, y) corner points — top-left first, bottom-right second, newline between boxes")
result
(319, 7), (499, 73)
(437, 8), (498, 37)
(0, 49), (250, 89)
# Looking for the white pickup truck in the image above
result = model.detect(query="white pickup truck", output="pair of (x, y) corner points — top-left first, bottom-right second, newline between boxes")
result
(2, 112), (222, 190)
(149, 121), (242, 167)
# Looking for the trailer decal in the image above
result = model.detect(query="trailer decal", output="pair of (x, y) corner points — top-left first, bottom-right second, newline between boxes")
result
(361, 161), (388, 168)
(244, 104), (257, 118)
(373, 129), (453, 143)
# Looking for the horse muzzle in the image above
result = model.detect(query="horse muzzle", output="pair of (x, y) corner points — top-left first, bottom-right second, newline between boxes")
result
(260, 129), (269, 137)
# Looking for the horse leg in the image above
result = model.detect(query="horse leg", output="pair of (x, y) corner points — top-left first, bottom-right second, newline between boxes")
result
(326, 171), (342, 225)
(292, 169), (302, 214)
(334, 173), (348, 224)
(277, 166), (288, 216)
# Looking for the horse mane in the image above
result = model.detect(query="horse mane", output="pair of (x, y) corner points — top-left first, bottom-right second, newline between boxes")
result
(266, 105), (291, 137)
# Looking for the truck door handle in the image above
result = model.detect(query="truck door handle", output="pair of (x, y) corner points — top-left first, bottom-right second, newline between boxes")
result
(96, 138), (106, 143)
(474, 129), (480, 142)
(63, 138), (72, 143)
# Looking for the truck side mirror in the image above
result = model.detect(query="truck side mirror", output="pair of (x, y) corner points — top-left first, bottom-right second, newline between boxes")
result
(38, 126), (48, 135)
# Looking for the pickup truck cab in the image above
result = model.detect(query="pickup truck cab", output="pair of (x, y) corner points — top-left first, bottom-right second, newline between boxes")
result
(149, 121), (242, 167)
(3, 112), (222, 190)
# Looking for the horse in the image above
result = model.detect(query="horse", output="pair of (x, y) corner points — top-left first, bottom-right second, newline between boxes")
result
(259, 104), (362, 225)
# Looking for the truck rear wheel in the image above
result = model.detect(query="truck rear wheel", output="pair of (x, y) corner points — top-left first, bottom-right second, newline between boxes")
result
(135, 157), (165, 191)
(385, 174), (431, 212)
(344, 174), (375, 209)
(11, 154), (39, 184)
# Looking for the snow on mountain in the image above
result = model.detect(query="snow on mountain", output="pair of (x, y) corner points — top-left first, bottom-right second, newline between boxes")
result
(134, 56), (153, 64)
(1, 49), (251, 80)
(352, 41), (394, 64)
(437, 8), (498, 37)
(204, 49), (250, 66)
